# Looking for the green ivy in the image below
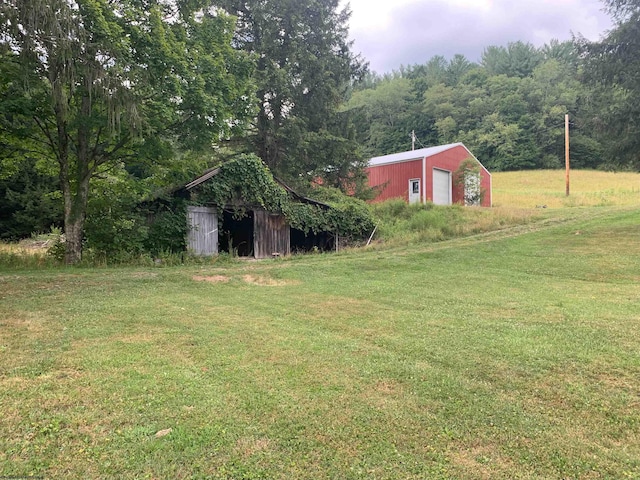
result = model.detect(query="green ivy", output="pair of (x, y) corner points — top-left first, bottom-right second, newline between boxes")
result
(194, 155), (287, 215)
(453, 158), (484, 206)
(191, 154), (375, 239)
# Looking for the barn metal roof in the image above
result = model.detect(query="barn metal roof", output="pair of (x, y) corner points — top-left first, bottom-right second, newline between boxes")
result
(185, 167), (221, 190)
(368, 142), (491, 177)
(368, 142), (465, 167)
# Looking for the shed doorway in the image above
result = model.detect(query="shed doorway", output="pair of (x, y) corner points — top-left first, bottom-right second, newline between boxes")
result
(219, 210), (254, 257)
(291, 228), (334, 253)
(433, 168), (452, 205)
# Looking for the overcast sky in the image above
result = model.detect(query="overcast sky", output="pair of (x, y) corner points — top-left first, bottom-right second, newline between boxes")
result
(341, 0), (613, 73)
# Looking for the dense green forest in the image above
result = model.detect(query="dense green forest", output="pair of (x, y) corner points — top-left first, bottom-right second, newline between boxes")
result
(1, 0), (639, 261)
(348, 43), (596, 171)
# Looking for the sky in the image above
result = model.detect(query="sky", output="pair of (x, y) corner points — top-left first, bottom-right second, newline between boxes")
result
(341, 0), (614, 73)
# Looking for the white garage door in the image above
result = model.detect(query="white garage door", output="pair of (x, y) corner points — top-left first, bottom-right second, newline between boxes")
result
(432, 168), (451, 205)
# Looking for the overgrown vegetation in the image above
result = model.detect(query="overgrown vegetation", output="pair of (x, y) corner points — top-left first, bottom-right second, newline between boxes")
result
(2, 169), (638, 267)
(193, 154), (376, 240)
(453, 158), (484, 206)
(371, 199), (537, 246)
(0, 0), (255, 263)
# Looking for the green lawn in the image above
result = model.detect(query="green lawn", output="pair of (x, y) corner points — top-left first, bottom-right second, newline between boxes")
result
(1, 207), (639, 479)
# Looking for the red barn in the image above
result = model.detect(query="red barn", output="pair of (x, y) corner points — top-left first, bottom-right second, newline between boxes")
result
(366, 143), (492, 207)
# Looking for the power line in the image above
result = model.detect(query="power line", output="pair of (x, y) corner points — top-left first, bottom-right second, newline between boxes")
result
(409, 130), (428, 150)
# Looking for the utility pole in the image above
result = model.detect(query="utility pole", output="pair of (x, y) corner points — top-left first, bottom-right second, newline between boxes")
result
(565, 114), (570, 196)
(411, 130), (416, 151)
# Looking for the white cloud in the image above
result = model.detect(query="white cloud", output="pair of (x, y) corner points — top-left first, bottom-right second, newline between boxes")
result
(342, 0), (612, 73)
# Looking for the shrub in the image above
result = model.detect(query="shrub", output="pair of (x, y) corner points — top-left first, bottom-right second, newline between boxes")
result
(144, 201), (189, 255)
(84, 211), (148, 261)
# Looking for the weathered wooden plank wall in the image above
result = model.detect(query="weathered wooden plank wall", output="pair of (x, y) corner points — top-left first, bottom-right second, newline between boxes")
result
(187, 206), (218, 255)
(253, 210), (290, 259)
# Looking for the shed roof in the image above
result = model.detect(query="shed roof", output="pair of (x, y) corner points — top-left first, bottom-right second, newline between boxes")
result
(368, 143), (465, 167)
(368, 142), (491, 177)
(185, 167), (221, 190)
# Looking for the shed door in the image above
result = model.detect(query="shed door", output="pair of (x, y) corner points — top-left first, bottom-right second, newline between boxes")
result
(253, 210), (290, 259)
(432, 168), (452, 205)
(408, 178), (421, 204)
(187, 206), (218, 255)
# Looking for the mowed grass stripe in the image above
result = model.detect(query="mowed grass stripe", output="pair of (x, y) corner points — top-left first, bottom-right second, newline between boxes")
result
(1, 209), (639, 478)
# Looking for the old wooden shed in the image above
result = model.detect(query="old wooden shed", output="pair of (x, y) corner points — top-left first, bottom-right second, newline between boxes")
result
(182, 165), (333, 259)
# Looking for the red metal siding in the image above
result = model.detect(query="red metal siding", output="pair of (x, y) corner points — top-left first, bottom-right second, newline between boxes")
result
(366, 159), (423, 203)
(479, 170), (492, 207)
(427, 146), (464, 204)
(368, 145), (492, 207)
(427, 146), (491, 206)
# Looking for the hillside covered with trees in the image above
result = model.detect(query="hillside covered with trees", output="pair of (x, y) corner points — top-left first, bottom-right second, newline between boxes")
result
(1, 0), (639, 261)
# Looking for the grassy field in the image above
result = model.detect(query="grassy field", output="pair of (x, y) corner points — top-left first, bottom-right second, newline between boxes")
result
(492, 169), (640, 208)
(1, 171), (640, 478)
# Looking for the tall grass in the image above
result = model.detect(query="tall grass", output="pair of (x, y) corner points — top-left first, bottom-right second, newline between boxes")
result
(492, 169), (640, 208)
(3, 170), (639, 267)
(370, 169), (640, 246)
(372, 199), (537, 246)
(0, 245), (59, 269)
(0, 242), (238, 270)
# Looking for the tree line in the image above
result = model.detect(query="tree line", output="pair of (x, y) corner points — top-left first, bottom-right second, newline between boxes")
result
(347, 31), (636, 173)
(0, 0), (638, 262)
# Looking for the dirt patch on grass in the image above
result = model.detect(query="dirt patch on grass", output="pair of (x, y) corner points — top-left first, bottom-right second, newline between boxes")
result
(193, 275), (229, 283)
(0, 312), (51, 336)
(448, 444), (517, 479)
(374, 379), (401, 395)
(588, 367), (640, 398)
(362, 378), (409, 411)
(236, 436), (272, 457)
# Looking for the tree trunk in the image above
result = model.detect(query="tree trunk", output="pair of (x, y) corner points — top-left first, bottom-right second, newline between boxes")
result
(61, 170), (90, 265)
(63, 210), (85, 264)
(61, 94), (92, 265)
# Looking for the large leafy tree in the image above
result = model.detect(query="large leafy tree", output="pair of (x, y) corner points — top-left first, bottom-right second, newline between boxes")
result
(578, 0), (640, 169)
(0, 0), (254, 263)
(217, 0), (367, 185)
(347, 78), (418, 155)
(481, 42), (543, 78)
